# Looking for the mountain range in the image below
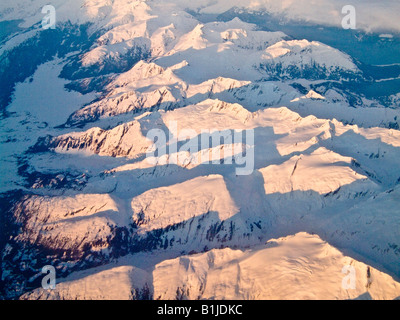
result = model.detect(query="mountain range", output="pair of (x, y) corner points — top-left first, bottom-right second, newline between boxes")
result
(0, 0), (399, 300)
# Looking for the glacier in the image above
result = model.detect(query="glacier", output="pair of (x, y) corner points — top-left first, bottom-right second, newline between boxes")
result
(0, 0), (399, 300)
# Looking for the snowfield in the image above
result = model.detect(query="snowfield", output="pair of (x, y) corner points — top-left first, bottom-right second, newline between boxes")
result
(21, 233), (400, 300)
(0, 0), (399, 300)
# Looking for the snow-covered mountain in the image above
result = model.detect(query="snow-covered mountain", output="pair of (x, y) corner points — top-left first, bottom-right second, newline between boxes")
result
(20, 233), (400, 300)
(0, 0), (399, 300)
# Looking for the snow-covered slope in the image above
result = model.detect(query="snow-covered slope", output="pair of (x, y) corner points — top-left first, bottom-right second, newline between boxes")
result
(51, 121), (151, 158)
(151, 233), (400, 300)
(1, 0), (399, 300)
(20, 233), (400, 300)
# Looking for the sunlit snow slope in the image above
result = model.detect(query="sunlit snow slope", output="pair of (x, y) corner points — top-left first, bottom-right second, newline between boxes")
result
(21, 233), (400, 300)
(0, 0), (399, 300)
